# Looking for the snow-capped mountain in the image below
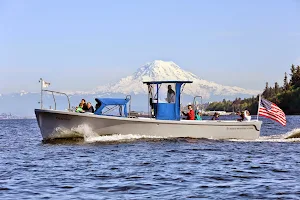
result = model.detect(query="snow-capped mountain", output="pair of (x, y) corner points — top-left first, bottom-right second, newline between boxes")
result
(92, 60), (260, 99)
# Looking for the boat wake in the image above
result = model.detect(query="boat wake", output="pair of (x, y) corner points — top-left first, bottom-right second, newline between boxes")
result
(283, 128), (300, 139)
(229, 128), (300, 142)
(85, 134), (166, 143)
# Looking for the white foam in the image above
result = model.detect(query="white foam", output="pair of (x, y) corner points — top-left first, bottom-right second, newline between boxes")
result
(71, 124), (99, 139)
(283, 128), (300, 139)
(229, 128), (300, 143)
(84, 134), (166, 143)
(50, 126), (83, 139)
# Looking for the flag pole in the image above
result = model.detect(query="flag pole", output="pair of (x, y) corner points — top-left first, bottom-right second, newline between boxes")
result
(256, 94), (261, 120)
(40, 78), (43, 109)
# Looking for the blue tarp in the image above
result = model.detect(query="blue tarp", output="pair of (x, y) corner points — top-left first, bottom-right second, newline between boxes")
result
(94, 98), (129, 116)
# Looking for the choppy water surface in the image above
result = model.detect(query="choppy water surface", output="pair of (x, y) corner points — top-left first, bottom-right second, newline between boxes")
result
(1, 116), (300, 199)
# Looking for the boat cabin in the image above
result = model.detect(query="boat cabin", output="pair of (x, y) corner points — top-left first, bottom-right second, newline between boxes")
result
(143, 81), (193, 120)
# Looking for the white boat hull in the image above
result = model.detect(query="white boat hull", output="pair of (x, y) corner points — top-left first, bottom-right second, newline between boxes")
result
(35, 109), (262, 141)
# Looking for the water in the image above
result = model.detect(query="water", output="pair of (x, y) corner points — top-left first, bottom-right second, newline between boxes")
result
(1, 116), (300, 199)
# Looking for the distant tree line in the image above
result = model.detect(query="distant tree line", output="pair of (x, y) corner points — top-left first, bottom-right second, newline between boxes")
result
(206, 96), (259, 114)
(206, 64), (300, 115)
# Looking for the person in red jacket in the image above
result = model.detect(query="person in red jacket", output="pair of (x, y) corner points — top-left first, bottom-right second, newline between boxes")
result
(182, 105), (195, 120)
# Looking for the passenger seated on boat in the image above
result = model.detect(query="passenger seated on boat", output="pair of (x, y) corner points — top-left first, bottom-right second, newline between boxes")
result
(95, 98), (102, 112)
(195, 111), (202, 120)
(244, 110), (251, 121)
(80, 99), (88, 110)
(181, 105), (195, 120)
(166, 85), (175, 103)
(236, 111), (244, 122)
(95, 102), (101, 111)
(76, 103), (85, 113)
(211, 112), (219, 120)
(85, 102), (95, 113)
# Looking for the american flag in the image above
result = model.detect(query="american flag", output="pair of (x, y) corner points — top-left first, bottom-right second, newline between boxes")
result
(259, 97), (286, 126)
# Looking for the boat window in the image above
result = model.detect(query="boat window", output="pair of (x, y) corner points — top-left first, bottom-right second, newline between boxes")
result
(149, 84), (160, 103)
(148, 83), (176, 104)
(160, 83), (176, 103)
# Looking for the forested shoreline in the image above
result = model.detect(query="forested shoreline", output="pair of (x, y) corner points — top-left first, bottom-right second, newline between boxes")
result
(206, 64), (300, 115)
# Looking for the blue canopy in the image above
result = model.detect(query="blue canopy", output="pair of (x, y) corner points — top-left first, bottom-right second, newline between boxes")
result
(143, 80), (193, 85)
(94, 98), (130, 116)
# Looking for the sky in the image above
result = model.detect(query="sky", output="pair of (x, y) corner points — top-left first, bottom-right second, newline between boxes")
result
(0, 0), (299, 94)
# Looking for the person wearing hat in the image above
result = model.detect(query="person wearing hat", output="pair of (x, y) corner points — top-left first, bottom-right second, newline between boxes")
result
(195, 110), (202, 120)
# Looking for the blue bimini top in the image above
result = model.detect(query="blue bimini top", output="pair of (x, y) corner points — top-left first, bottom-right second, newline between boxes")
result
(143, 80), (193, 85)
(94, 98), (130, 117)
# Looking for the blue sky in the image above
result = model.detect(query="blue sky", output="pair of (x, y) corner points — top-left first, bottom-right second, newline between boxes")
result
(0, 0), (299, 93)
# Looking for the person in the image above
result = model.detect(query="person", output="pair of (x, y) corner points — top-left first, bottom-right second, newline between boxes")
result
(182, 105), (195, 120)
(195, 110), (202, 120)
(166, 85), (175, 103)
(80, 99), (88, 110)
(85, 102), (95, 113)
(76, 103), (85, 113)
(211, 112), (219, 120)
(95, 102), (101, 111)
(236, 111), (244, 122)
(95, 98), (102, 112)
(244, 110), (251, 121)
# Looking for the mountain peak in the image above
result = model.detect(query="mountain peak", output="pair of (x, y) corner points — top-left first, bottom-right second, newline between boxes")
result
(133, 60), (198, 81)
(145, 60), (178, 69)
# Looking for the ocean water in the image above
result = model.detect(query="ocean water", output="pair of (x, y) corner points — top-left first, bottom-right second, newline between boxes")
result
(1, 116), (300, 199)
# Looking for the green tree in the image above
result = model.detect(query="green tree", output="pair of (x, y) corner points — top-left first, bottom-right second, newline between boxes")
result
(283, 72), (290, 91)
(290, 64), (296, 86)
(295, 66), (300, 88)
(263, 82), (269, 97)
(274, 82), (279, 94)
(269, 87), (275, 97)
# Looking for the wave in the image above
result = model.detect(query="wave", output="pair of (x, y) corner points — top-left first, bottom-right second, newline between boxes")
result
(283, 128), (300, 139)
(229, 128), (300, 143)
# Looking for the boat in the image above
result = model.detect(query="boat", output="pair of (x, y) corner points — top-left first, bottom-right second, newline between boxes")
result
(35, 80), (262, 141)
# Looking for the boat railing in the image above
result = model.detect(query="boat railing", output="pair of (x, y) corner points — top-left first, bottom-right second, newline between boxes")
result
(193, 96), (203, 112)
(42, 89), (71, 111)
